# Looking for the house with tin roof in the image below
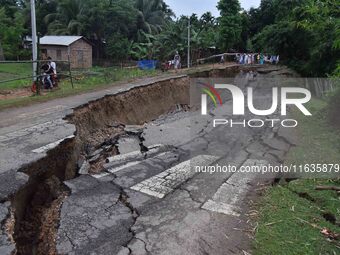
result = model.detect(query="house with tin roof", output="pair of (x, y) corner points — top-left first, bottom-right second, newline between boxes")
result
(39, 36), (92, 69)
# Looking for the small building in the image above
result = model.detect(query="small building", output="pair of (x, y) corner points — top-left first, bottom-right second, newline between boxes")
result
(39, 36), (92, 69)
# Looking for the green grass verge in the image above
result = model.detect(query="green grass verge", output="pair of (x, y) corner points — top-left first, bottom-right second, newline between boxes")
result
(285, 99), (340, 165)
(0, 62), (228, 110)
(0, 63), (32, 90)
(255, 181), (340, 255)
(0, 67), (159, 110)
(0, 63), (32, 75)
(0, 63), (160, 90)
(254, 99), (340, 255)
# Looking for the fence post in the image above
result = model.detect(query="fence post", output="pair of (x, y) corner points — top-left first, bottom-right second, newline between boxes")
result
(67, 54), (74, 88)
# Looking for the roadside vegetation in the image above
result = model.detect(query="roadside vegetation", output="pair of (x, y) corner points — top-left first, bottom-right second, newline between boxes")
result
(0, 63), (31, 90)
(0, 61), (224, 110)
(254, 99), (340, 255)
(0, 65), (159, 109)
(0, 0), (338, 75)
(328, 85), (340, 128)
(249, 1), (340, 253)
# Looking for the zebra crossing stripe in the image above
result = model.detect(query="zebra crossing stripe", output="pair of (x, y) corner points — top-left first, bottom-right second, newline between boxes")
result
(130, 155), (219, 198)
(32, 135), (75, 153)
(107, 161), (141, 174)
(201, 159), (268, 216)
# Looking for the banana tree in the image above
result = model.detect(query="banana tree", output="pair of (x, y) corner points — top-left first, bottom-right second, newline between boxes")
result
(130, 31), (159, 60)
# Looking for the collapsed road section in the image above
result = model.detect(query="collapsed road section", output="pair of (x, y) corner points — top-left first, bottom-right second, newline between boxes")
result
(0, 65), (298, 254)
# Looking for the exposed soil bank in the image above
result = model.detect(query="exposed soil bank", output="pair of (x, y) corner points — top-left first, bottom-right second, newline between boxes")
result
(5, 65), (243, 254)
(69, 76), (190, 145)
(12, 139), (78, 255)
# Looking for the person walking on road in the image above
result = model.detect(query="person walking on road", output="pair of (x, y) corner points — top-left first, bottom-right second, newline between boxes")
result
(259, 53), (264, 65)
(220, 54), (225, 64)
(174, 51), (181, 70)
(239, 54), (244, 64)
(276, 55), (280, 64)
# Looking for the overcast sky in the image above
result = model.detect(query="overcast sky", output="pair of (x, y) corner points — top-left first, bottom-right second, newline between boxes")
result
(165, 0), (261, 17)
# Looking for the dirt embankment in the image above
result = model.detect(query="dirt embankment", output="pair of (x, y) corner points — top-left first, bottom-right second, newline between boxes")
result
(69, 76), (190, 140)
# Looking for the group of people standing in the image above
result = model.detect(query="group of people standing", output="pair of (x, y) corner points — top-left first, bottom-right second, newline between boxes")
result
(164, 50), (280, 72)
(236, 53), (279, 65)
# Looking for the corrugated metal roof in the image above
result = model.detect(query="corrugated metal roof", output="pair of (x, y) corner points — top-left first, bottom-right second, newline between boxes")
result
(40, 36), (83, 46)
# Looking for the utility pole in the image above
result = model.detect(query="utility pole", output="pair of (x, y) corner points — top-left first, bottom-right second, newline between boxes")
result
(30, 0), (38, 83)
(187, 17), (191, 69)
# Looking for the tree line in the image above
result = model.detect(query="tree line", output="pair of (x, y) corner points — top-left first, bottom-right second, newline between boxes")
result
(0, 0), (218, 64)
(0, 0), (339, 76)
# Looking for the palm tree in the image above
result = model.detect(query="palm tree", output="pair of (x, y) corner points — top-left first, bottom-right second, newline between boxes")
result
(154, 19), (188, 60)
(105, 0), (138, 39)
(135, 0), (173, 38)
(45, 0), (86, 35)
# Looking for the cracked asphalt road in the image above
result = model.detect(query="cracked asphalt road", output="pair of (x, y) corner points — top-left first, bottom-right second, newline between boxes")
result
(0, 65), (298, 255)
(55, 68), (296, 255)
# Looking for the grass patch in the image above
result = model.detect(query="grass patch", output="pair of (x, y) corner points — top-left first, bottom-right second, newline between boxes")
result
(255, 182), (340, 255)
(0, 63), (160, 91)
(254, 98), (340, 255)
(0, 67), (160, 109)
(0, 63), (32, 75)
(0, 63), (32, 90)
(328, 85), (340, 128)
(285, 99), (340, 165)
(0, 62), (229, 109)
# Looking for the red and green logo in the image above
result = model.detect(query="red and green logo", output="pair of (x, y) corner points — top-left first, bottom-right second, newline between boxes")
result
(199, 81), (223, 108)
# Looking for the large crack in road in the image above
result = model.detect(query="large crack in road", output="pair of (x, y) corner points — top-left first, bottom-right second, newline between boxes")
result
(0, 65), (298, 255)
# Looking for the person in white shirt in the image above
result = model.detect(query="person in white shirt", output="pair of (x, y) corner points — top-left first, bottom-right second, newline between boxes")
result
(47, 57), (57, 87)
(173, 51), (181, 70)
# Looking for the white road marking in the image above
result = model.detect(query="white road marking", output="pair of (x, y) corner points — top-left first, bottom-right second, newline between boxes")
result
(106, 150), (175, 173)
(104, 144), (169, 167)
(201, 159), (268, 216)
(92, 172), (110, 179)
(32, 135), (75, 153)
(106, 151), (174, 174)
(131, 155), (219, 198)
(106, 150), (143, 164)
(107, 161), (141, 174)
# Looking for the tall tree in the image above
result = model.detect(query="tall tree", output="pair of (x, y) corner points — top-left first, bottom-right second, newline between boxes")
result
(0, 6), (26, 59)
(45, 0), (87, 35)
(249, 0), (339, 76)
(217, 0), (243, 51)
(135, 0), (172, 38)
